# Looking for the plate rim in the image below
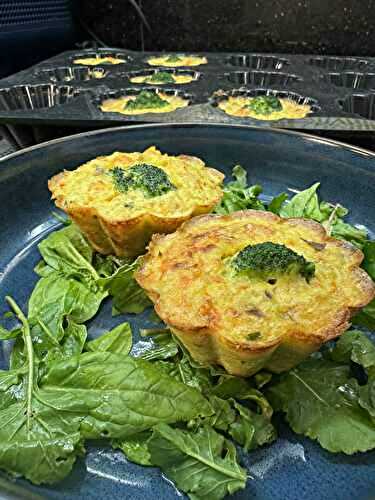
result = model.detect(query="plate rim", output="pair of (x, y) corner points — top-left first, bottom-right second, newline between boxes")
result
(1, 123), (375, 165)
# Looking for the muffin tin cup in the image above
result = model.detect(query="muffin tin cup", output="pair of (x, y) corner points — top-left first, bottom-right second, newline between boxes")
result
(226, 70), (302, 86)
(35, 66), (110, 83)
(0, 49), (375, 130)
(70, 50), (132, 66)
(90, 86), (196, 122)
(122, 68), (201, 85)
(0, 84), (83, 111)
(339, 93), (375, 120)
(321, 72), (375, 91)
(210, 88), (321, 124)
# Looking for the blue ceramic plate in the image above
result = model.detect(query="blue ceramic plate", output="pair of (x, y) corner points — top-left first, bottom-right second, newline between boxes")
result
(0, 124), (374, 500)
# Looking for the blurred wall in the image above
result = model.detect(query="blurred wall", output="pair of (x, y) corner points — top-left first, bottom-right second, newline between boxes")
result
(80, 0), (374, 55)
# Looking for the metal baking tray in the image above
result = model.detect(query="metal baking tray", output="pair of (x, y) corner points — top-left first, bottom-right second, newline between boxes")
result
(0, 48), (375, 131)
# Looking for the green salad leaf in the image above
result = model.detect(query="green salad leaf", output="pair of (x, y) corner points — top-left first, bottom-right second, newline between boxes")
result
(113, 431), (152, 466)
(139, 329), (179, 361)
(148, 423), (247, 500)
(279, 183), (368, 248)
(28, 272), (105, 359)
(41, 352), (213, 440)
(214, 165), (265, 214)
(267, 192), (288, 215)
(37, 224), (98, 287)
(267, 356), (375, 454)
(0, 296), (213, 485)
(279, 182), (324, 219)
(98, 257), (151, 315)
(85, 322), (132, 355)
(0, 399), (84, 485)
(331, 330), (375, 421)
(330, 330), (375, 369)
(353, 241), (375, 329)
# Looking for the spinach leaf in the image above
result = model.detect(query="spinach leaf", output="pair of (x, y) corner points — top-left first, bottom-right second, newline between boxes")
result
(211, 376), (251, 399)
(148, 423), (247, 500)
(60, 320), (87, 358)
(28, 272), (105, 357)
(267, 358), (375, 454)
(85, 322), (132, 356)
(279, 183), (369, 248)
(40, 352), (213, 440)
(112, 431), (152, 466)
(138, 329), (178, 361)
(0, 297), (84, 484)
(38, 225), (98, 288)
(279, 183), (324, 220)
(98, 258), (151, 315)
(0, 400), (83, 485)
(0, 325), (22, 340)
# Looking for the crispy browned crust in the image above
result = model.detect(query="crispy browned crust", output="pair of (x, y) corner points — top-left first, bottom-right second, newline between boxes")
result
(136, 209), (375, 376)
(48, 152), (224, 257)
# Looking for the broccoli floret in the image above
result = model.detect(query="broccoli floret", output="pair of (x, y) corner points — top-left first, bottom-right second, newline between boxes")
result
(125, 90), (169, 110)
(231, 242), (315, 282)
(245, 96), (282, 115)
(147, 71), (175, 83)
(165, 55), (183, 63)
(110, 163), (176, 198)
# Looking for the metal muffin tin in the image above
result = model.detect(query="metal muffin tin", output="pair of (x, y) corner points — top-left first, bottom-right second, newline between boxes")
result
(0, 47), (375, 131)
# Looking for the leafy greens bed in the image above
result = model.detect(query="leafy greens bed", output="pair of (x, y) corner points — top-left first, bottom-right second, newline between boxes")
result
(0, 166), (375, 499)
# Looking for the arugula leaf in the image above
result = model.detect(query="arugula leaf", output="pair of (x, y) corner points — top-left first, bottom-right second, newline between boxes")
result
(148, 423), (247, 500)
(330, 220), (368, 248)
(352, 242), (375, 328)
(85, 322), (132, 356)
(229, 399), (276, 452)
(362, 240), (375, 279)
(358, 375), (375, 419)
(267, 358), (375, 454)
(353, 300), (375, 330)
(331, 330), (375, 369)
(98, 258), (151, 315)
(214, 165), (265, 214)
(40, 352), (213, 440)
(330, 330), (375, 421)
(267, 192), (288, 215)
(112, 431), (152, 466)
(192, 395), (236, 432)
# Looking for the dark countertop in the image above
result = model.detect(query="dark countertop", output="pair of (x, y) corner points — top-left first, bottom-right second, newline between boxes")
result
(79, 0), (375, 56)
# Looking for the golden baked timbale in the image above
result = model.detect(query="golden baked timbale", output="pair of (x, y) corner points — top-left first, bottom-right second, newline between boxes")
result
(48, 147), (224, 257)
(136, 210), (375, 376)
